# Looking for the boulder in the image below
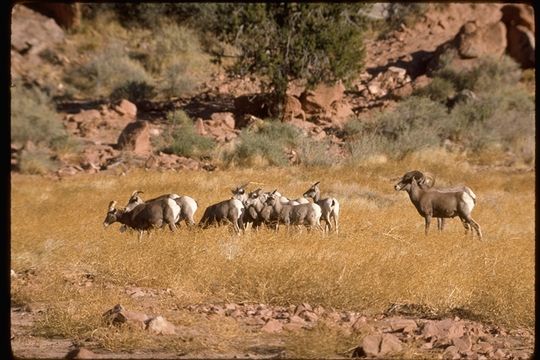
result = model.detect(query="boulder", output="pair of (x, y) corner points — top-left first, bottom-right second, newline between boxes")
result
(146, 316), (176, 335)
(210, 112), (236, 130)
(24, 3), (81, 29)
(501, 4), (535, 68)
(113, 99), (137, 118)
(102, 304), (148, 329)
(261, 319), (283, 333)
(456, 20), (507, 59)
(301, 82), (346, 113)
(281, 95), (306, 122)
(361, 333), (403, 357)
(422, 319), (465, 345)
(116, 121), (152, 155)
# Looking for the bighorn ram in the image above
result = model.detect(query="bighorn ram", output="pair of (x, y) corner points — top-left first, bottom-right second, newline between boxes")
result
(303, 182), (340, 233)
(198, 185), (246, 233)
(394, 171), (482, 239)
(264, 190), (323, 232)
(125, 190), (198, 227)
(103, 197), (178, 240)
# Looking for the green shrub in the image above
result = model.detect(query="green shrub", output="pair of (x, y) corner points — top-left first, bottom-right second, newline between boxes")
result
(415, 77), (456, 103)
(18, 148), (58, 175)
(223, 122), (301, 167)
(11, 83), (68, 149)
(296, 138), (339, 167)
(158, 111), (215, 158)
(110, 81), (156, 103)
(64, 41), (154, 98)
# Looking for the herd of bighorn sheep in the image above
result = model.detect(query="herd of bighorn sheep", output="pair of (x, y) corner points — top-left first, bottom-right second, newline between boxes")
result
(103, 170), (482, 240)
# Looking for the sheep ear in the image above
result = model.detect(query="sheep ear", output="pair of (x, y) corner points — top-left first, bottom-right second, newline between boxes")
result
(271, 189), (277, 195)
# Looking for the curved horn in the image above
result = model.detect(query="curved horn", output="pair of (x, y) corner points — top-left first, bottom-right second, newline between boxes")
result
(421, 171), (436, 188)
(108, 201), (117, 211)
(313, 181), (320, 187)
(131, 190), (144, 197)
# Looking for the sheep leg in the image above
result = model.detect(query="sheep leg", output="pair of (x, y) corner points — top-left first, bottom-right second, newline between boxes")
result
(333, 215), (339, 234)
(424, 215), (432, 235)
(138, 230), (143, 242)
(467, 217), (482, 240)
(437, 218), (445, 231)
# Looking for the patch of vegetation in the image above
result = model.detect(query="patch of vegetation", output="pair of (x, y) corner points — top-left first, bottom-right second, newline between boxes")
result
(11, 82), (69, 149)
(157, 111), (215, 159)
(223, 122), (301, 167)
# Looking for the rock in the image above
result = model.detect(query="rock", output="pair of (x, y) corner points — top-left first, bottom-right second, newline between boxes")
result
(146, 316), (176, 335)
(11, 5), (65, 55)
(472, 342), (494, 354)
(294, 303), (312, 315)
(261, 319), (283, 333)
(501, 4), (535, 68)
(452, 335), (472, 352)
(392, 82), (414, 100)
(113, 99), (137, 118)
(386, 318), (418, 333)
(283, 322), (304, 332)
(300, 311), (318, 323)
(412, 75), (431, 90)
(281, 95), (306, 122)
(442, 345), (461, 360)
(102, 304), (148, 329)
(116, 121), (152, 155)
(289, 315), (307, 326)
(422, 319), (464, 343)
(456, 20), (507, 59)
(367, 81), (387, 97)
(380, 334), (403, 355)
(24, 3), (81, 29)
(387, 66), (407, 80)
(194, 118), (207, 136)
(300, 82), (346, 113)
(65, 347), (97, 359)
(210, 112), (236, 130)
(361, 334), (381, 357)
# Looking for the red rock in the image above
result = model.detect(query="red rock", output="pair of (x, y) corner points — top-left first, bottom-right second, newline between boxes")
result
(361, 334), (381, 357)
(281, 95), (306, 122)
(380, 333), (403, 355)
(114, 99), (137, 118)
(386, 318), (418, 333)
(116, 121), (152, 155)
(102, 304), (148, 329)
(452, 335), (472, 352)
(261, 319), (283, 333)
(472, 341), (494, 354)
(442, 345), (461, 360)
(210, 112), (236, 130)
(300, 82), (346, 113)
(300, 310), (318, 323)
(283, 322), (303, 332)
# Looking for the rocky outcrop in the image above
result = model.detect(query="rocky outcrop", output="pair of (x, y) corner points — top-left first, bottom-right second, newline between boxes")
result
(24, 3), (81, 29)
(501, 4), (535, 68)
(116, 121), (152, 155)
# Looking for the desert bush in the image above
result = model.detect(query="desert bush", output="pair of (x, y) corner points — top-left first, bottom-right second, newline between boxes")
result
(64, 41), (154, 99)
(18, 148), (59, 175)
(223, 121), (301, 167)
(11, 83), (69, 149)
(415, 77), (456, 103)
(157, 111), (215, 158)
(296, 138), (340, 167)
(110, 81), (156, 103)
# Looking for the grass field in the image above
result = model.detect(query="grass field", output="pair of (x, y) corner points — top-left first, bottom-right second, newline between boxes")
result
(11, 154), (535, 355)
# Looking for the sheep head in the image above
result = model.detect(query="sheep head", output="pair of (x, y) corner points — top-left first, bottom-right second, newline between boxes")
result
(394, 170), (436, 191)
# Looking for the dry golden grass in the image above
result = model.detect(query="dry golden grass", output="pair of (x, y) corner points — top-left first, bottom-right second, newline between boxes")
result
(11, 154), (535, 356)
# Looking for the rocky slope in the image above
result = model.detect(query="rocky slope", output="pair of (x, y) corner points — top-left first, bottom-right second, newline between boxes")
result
(11, 3), (535, 178)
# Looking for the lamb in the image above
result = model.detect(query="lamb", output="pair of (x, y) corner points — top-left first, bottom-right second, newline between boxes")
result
(394, 171), (482, 239)
(103, 197), (178, 240)
(125, 190), (198, 228)
(198, 186), (246, 233)
(264, 190), (323, 232)
(303, 182), (340, 234)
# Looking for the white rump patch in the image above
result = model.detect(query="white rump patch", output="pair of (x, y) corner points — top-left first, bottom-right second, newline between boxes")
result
(461, 192), (475, 214)
(166, 198), (181, 223)
(168, 193), (181, 200)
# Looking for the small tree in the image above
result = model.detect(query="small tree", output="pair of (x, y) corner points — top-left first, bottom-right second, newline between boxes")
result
(199, 3), (369, 116)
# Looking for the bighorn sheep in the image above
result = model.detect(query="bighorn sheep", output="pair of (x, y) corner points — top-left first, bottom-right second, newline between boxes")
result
(303, 182), (340, 233)
(103, 198), (178, 240)
(242, 188), (270, 230)
(394, 171), (482, 239)
(198, 185), (246, 233)
(125, 190), (198, 228)
(264, 190), (323, 232)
